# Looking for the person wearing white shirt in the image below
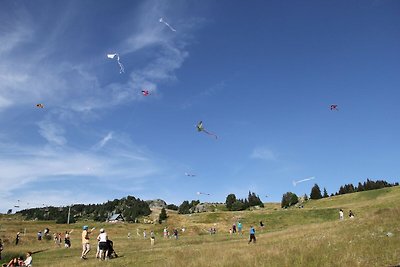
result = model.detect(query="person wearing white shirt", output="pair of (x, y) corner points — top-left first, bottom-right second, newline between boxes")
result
(97, 229), (108, 260)
(24, 252), (33, 267)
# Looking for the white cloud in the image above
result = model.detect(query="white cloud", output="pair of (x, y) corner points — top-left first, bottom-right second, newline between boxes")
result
(93, 132), (113, 150)
(0, 2), (201, 212)
(0, 19), (33, 55)
(251, 147), (276, 161)
(0, 138), (164, 212)
(38, 120), (67, 146)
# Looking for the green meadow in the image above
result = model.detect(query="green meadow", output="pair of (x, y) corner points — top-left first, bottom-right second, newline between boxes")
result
(1, 187), (399, 267)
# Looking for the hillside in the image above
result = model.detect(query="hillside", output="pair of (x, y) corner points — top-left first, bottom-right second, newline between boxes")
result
(1, 186), (399, 266)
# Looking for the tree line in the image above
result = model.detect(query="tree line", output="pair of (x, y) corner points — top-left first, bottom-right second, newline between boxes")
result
(17, 195), (151, 223)
(281, 178), (398, 208)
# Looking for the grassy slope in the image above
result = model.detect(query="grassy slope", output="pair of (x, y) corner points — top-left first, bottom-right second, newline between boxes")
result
(1, 186), (399, 267)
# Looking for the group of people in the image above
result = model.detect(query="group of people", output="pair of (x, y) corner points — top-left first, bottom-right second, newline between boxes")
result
(228, 221), (259, 244)
(229, 221), (243, 235)
(162, 227), (182, 240)
(81, 226), (117, 261)
(2, 252), (32, 267)
(339, 209), (355, 220)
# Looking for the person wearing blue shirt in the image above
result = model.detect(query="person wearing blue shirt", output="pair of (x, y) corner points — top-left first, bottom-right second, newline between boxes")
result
(237, 222), (243, 235)
(248, 226), (256, 244)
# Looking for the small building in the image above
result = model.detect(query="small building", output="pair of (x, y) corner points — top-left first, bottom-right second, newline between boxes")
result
(108, 213), (124, 223)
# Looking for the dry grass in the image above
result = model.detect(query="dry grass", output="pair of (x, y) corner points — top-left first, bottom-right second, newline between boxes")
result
(1, 187), (399, 266)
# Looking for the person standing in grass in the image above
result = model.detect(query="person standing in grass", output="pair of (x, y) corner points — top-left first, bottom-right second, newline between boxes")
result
(0, 238), (3, 260)
(339, 209), (344, 220)
(173, 229), (179, 239)
(81, 225), (93, 260)
(349, 210), (355, 218)
(248, 226), (256, 244)
(65, 230), (73, 248)
(97, 228), (109, 260)
(237, 222), (243, 235)
(15, 232), (20, 245)
(150, 231), (155, 246)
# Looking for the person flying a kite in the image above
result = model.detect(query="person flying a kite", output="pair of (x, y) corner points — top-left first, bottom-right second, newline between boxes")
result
(196, 121), (218, 139)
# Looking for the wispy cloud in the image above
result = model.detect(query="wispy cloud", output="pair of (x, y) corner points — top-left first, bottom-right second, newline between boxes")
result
(0, 137), (165, 212)
(93, 132), (113, 150)
(0, 1), (202, 212)
(38, 120), (67, 146)
(181, 81), (226, 109)
(251, 147), (276, 161)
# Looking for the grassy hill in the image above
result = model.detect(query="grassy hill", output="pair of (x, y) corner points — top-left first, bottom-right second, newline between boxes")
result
(1, 186), (399, 266)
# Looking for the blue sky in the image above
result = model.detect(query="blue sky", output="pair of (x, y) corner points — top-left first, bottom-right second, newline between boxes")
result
(1, 0), (399, 213)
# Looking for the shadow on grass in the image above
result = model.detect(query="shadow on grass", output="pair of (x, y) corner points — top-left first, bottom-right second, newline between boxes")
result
(32, 249), (49, 254)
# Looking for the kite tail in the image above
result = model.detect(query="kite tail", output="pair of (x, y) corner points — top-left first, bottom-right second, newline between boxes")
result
(203, 130), (218, 139)
(117, 61), (125, 73)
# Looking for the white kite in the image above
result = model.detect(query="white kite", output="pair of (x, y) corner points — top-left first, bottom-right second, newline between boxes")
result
(292, 176), (315, 186)
(107, 53), (125, 73)
(197, 191), (211, 196)
(185, 172), (196, 177)
(159, 17), (176, 32)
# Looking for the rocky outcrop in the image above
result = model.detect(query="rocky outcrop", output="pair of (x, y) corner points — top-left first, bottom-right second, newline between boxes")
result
(146, 199), (167, 209)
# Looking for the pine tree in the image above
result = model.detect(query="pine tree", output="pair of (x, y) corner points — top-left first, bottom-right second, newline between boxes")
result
(310, 184), (323, 199)
(159, 208), (167, 223)
(178, 201), (191, 214)
(225, 194), (237, 211)
(323, 188), (329, 198)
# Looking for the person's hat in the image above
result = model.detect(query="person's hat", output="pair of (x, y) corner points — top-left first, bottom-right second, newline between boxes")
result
(100, 228), (104, 233)
(83, 225), (88, 230)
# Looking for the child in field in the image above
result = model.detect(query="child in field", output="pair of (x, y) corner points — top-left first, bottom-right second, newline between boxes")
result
(65, 230), (73, 248)
(163, 227), (168, 238)
(173, 229), (178, 239)
(349, 210), (355, 218)
(150, 231), (155, 246)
